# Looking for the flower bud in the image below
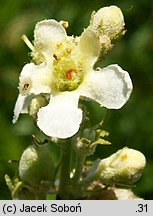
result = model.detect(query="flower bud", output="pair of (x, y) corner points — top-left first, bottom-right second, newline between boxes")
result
(76, 138), (96, 156)
(113, 188), (143, 200)
(86, 147), (146, 185)
(98, 147), (146, 184)
(90, 6), (125, 41)
(19, 143), (55, 188)
(81, 128), (96, 143)
(28, 95), (48, 119)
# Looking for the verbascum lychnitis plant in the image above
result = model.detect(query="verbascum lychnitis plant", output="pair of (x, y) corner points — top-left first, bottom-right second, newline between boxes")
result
(5, 5), (146, 200)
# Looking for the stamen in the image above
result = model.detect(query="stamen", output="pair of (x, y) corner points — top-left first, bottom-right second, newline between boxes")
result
(22, 83), (30, 91)
(21, 34), (34, 51)
(66, 68), (77, 80)
(66, 48), (72, 54)
(56, 43), (62, 48)
(53, 54), (61, 60)
(60, 20), (69, 29)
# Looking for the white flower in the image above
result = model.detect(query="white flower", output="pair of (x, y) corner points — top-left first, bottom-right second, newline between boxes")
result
(13, 19), (133, 139)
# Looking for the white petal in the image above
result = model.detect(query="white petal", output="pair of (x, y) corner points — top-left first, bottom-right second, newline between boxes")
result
(78, 27), (101, 68)
(13, 94), (33, 123)
(80, 64), (133, 109)
(19, 63), (51, 95)
(34, 19), (66, 51)
(37, 92), (82, 138)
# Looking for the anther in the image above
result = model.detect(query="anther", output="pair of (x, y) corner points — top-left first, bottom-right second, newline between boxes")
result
(60, 20), (69, 29)
(66, 48), (72, 54)
(53, 54), (61, 60)
(22, 83), (30, 91)
(66, 68), (77, 80)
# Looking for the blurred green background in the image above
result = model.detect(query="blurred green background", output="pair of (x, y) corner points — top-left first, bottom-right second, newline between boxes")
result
(0, 0), (153, 199)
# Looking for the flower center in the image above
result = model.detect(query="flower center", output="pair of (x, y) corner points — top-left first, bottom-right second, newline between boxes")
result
(66, 68), (77, 80)
(53, 39), (83, 91)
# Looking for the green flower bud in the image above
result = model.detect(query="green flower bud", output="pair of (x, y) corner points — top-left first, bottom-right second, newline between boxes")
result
(19, 143), (55, 188)
(76, 138), (96, 156)
(81, 128), (96, 143)
(90, 6), (125, 41)
(98, 147), (146, 184)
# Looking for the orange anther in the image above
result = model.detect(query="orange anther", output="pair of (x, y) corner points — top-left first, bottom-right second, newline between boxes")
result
(66, 68), (77, 80)
(53, 54), (61, 60)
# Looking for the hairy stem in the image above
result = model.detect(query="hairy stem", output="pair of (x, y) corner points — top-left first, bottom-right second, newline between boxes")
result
(73, 153), (86, 182)
(58, 140), (71, 199)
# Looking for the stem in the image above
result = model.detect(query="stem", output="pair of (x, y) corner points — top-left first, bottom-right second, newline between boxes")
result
(80, 174), (97, 187)
(58, 139), (71, 199)
(79, 167), (100, 189)
(35, 192), (47, 200)
(73, 153), (85, 182)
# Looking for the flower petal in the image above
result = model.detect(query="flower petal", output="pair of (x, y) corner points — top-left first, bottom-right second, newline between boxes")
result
(13, 94), (33, 123)
(78, 27), (101, 68)
(19, 63), (52, 95)
(34, 19), (66, 51)
(80, 64), (133, 109)
(37, 92), (82, 138)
